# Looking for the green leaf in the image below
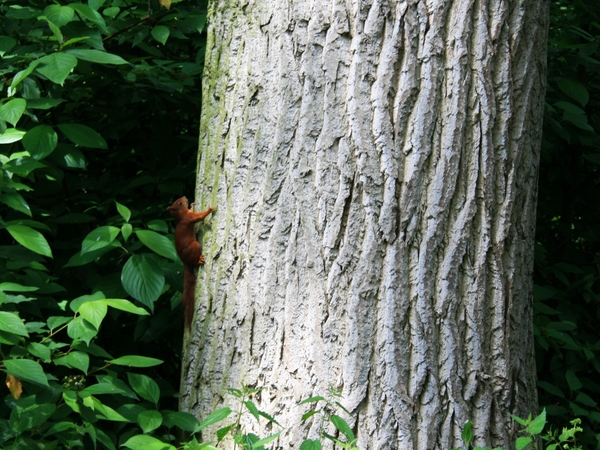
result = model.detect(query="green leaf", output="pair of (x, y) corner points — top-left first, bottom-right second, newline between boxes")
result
(298, 396), (325, 405)
(197, 407), (232, 431)
(54, 351), (90, 374)
(0, 128), (26, 144)
(81, 226), (120, 255)
(565, 369), (583, 391)
(164, 411), (199, 431)
(26, 98), (65, 110)
(0, 282), (38, 293)
(0, 311), (29, 337)
(252, 432), (281, 449)
(137, 410), (163, 433)
(6, 225), (52, 257)
(0, 36), (17, 56)
(3, 359), (48, 386)
(67, 316), (98, 345)
(78, 301), (108, 329)
(122, 223), (133, 241)
(44, 5), (74, 27)
(69, 4), (108, 33)
(461, 420), (473, 446)
(330, 415), (355, 442)
(0, 98), (26, 126)
(121, 435), (175, 450)
(109, 355), (163, 367)
(244, 400), (260, 421)
(151, 26), (170, 45)
(300, 439), (322, 450)
(27, 342), (51, 362)
(36, 53), (78, 85)
(121, 254), (165, 310)
(0, 193), (32, 216)
(102, 299), (149, 315)
(57, 123), (108, 149)
(10, 60), (41, 91)
(103, 6), (120, 18)
(65, 49), (129, 65)
(515, 436), (532, 450)
(116, 201), (131, 222)
(22, 125), (58, 160)
(136, 230), (178, 261)
(525, 409), (546, 435)
(127, 373), (160, 404)
(557, 78), (589, 106)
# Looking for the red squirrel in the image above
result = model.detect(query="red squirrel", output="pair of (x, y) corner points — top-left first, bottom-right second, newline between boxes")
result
(166, 196), (214, 329)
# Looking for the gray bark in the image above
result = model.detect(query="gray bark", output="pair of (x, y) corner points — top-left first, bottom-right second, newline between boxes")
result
(182, 1), (548, 448)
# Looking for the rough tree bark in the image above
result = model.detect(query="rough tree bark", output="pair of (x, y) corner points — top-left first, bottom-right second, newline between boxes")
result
(182, 1), (548, 448)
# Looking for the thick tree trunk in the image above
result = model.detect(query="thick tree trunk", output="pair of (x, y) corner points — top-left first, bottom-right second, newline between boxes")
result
(182, 1), (548, 448)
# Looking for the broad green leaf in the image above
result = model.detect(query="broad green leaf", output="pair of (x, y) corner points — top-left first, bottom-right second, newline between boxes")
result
(54, 351), (89, 374)
(252, 432), (281, 449)
(91, 398), (129, 421)
(89, 0), (106, 11)
(461, 420), (473, 446)
(151, 26), (170, 45)
(298, 396), (325, 405)
(81, 226), (120, 255)
(121, 254), (165, 309)
(0, 193), (32, 216)
(46, 19), (63, 43)
(127, 373), (160, 404)
(300, 439), (322, 450)
(121, 435), (175, 450)
(27, 342), (51, 362)
(244, 400), (260, 421)
(136, 230), (178, 261)
(102, 299), (149, 315)
(0, 36), (17, 56)
(526, 408), (546, 435)
(147, 219), (168, 233)
(36, 53), (78, 85)
(6, 225), (52, 257)
(64, 241), (120, 267)
(565, 369), (583, 391)
(0, 98), (26, 126)
(103, 6), (120, 18)
(137, 410), (163, 433)
(109, 355), (163, 367)
(57, 123), (108, 149)
(0, 282), (38, 293)
(197, 407), (232, 431)
(164, 411), (199, 431)
(575, 392), (598, 407)
(116, 201), (131, 222)
(557, 78), (589, 106)
(330, 415), (355, 441)
(0, 311), (29, 336)
(78, 301), (108, 329)
(69, 291), (105, 313)
(5, 6), (41, 19)
(80, 382), (127, 397)
(3, 359), (48, 386)
(0, 128), (26, 144)
(69, 3), (107, 32)
(67, 316), (98, 345)
(122, 223), (132, 241)
(65, 49), (128, 65)
(515, 436), (532, 450)
(10, 60), (41, 91)
(22, 125), (58, 159)
(26, 98), (65, 110)
(44, 5), (74, 27)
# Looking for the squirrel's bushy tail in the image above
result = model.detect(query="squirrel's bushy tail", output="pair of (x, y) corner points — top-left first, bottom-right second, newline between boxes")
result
(183, 265), (196, 329)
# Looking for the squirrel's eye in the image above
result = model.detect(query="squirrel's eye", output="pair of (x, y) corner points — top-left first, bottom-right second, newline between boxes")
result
(178, 201), (183, 206)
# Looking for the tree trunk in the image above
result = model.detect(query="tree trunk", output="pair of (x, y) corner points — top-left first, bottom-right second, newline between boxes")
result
(182, 1), (548, 448)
